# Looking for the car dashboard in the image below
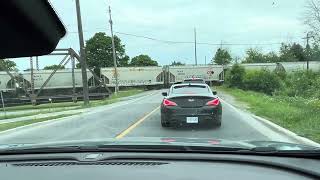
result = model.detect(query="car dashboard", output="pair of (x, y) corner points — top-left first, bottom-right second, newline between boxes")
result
(0, 152), (319, 180)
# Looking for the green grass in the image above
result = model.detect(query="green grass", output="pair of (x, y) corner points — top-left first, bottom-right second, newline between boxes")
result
(0, 89), (144, 124)
(89, 88), (144, 107)
(6, 102), (80, 111)
(0, 107), (80, 120)
(6, 88), (144, 111)
(217, 86), (320, 143)
(0, 113), (79, 132)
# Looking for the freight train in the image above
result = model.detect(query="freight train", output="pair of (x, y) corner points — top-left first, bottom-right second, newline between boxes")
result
(0, 65), (224, 95)
(1, 61), (320, 98)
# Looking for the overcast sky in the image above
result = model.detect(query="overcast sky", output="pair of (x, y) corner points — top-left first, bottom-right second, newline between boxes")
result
(14, 0), (308, 70)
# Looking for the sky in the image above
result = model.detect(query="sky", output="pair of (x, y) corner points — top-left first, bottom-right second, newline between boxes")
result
(13, 0), (308, 70)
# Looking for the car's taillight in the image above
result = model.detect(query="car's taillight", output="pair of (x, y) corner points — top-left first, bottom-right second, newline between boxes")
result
(163, 99), (177, 106)
(206, 98), (220, 106)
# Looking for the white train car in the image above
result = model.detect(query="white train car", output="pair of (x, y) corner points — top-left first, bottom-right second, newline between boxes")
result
(280, 61), (320, 72)
(239, 63), (277, 71)
(168, 65), (224, 83)
(0, 72), (17, 92)
(23, 69), (94, 89)
(100, 66), (164, 87)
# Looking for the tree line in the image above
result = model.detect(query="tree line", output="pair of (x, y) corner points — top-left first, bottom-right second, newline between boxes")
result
(212, 42), (320, 65)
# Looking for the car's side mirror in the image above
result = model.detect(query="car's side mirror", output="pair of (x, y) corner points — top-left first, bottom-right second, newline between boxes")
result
(162, 92), (168, 96)
(212, 91), (217, 95)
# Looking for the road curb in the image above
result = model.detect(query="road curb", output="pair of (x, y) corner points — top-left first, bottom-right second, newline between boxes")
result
(251, 115), (320, 147)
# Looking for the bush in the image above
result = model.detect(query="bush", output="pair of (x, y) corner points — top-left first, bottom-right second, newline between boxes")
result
(226, 64), (246, 88)
(243, 69), (281, 95)
(279, 70), (320, 98)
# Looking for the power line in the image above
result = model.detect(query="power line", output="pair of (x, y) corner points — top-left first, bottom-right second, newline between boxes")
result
(68, 29), (284, 46)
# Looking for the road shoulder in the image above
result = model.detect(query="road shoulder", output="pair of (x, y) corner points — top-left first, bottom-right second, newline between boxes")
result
(217, 88), (320, 147)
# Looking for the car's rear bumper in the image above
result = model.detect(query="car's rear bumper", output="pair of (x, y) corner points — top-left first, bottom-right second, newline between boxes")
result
(161, 105), (222, 126)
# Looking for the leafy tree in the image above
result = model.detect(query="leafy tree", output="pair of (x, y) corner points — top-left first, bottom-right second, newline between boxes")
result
(242, 48), (265, 63)
(279, 43), (306, 62)
(303, 0), (320, 41)
(264, 52), (280, 63)
(119, 55), (130, 67)
(0, 59), (17, 71)
(226, 63), (246, 88)
(290, 43), (305, 61)
(130, 55), (158, 66)
(171, 61), (185, 66)
(232, 56), (241, 64)
(212, 48), (232, 65)
(43, 64), (65, 70)
(85, 32), (128, 68)
(310, 43), (320, 61)
(279, 43), (298, 62)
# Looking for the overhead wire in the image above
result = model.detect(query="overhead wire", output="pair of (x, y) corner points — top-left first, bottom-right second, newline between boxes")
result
(68, 29), (283, 46)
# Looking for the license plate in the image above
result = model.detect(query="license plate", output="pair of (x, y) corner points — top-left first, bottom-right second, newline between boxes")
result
(186, 117), (199, 124)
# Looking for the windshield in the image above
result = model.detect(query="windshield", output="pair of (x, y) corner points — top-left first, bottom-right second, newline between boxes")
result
(172, 85), (210, 94)
(0, 0), (319, 153)
(183, 79), (205, 83)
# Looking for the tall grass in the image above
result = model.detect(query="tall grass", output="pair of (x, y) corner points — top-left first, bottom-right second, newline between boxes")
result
(218, 86), (320, 143)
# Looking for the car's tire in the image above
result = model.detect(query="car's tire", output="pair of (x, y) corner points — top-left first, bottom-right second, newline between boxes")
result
(161, 116), (170, 127)
(215, 120), (222, 127)
(215, 115), (222, 127)
(209, 115), (222, 128)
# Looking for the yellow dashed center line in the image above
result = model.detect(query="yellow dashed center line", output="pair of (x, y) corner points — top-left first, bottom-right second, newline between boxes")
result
(115, 106), (160, 139)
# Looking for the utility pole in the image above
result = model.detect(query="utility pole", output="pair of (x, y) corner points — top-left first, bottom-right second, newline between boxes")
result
(36, 56), (39, 70)
(205, 56), (207, 65)
(194, 28), (197, 65)
(30, 57), (34, 95)
(29, 57), (36, 105)
(0, 91), (6, 118)
(303, 32), (314, 70)
(75, 0), (89, 105)
(108, 6), (119, 94)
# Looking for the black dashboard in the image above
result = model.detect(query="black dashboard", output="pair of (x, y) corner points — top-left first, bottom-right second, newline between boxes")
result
(0, 152), (319, 179)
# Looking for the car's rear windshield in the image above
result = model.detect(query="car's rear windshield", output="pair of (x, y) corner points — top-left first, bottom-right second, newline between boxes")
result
(183, 79), (204, 83)
(172, 85), (210, 94)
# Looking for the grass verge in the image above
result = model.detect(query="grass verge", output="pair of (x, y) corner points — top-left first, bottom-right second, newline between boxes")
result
(89, 88), (144, 107)
(6, 88), (144, 111)
(0, 113), (79, 132)
(0, 107), (80, 120)
(217, 86), (320, 143)
(5, 102), (80, 111)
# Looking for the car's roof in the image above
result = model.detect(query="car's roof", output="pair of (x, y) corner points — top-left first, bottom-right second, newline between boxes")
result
(183, 78), (204, 80)
(171, 83), (209, 88)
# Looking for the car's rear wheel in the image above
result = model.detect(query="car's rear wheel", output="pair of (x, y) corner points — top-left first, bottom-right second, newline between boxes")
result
(215, 115), (222, 127)
(161, 115), (170, 127)
(215, 120), (222, 127)
(209, 115), (222, 128)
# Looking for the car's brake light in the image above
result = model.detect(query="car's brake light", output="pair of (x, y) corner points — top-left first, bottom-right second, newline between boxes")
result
(163, 99), (177, 106)
(206, 98), (220, 106)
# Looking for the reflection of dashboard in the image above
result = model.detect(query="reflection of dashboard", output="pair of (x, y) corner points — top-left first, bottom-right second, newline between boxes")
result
(0, 152), (319, 179)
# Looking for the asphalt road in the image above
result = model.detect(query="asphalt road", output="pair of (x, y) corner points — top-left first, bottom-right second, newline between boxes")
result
(0, 90), (296, 144)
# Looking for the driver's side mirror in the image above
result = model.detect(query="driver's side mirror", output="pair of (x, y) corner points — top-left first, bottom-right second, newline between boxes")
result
(212, 91), (217, 95)
(162, 92), (168, 96)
